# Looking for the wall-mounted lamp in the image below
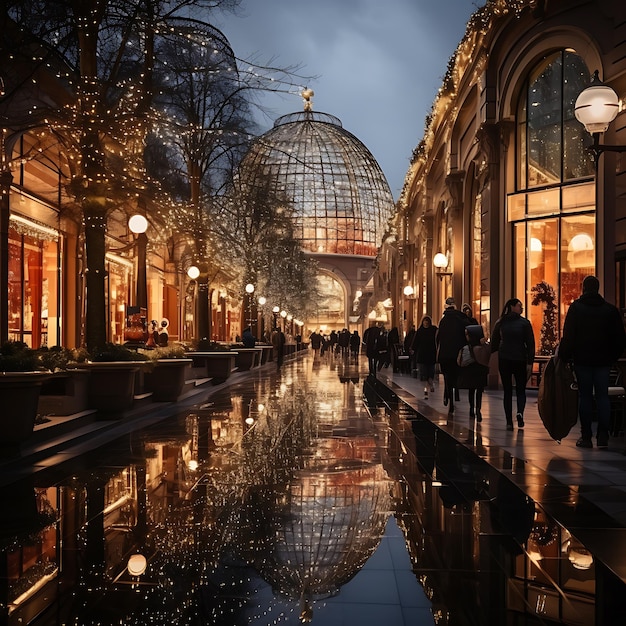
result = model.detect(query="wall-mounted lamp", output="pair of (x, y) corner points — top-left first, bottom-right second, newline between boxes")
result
(575, 70), (626, 159)
(403, 285), (414, 297)
(433, 252), (452, 281)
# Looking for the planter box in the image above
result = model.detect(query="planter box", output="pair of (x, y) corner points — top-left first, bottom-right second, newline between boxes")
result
(38, 369), (90, 416)
(188, 352), (237, 384)
(259, 345), (273, 364)
(70, 362), (143, 415)
(232, 348), (263, 371)
(0, 372), (52, 447)
(143, 359), (192, 401)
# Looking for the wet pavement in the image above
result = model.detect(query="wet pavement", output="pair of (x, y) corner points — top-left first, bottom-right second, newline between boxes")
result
(0, 351), (624, 624)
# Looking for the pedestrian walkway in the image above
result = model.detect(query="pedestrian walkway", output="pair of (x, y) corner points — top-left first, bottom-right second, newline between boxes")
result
(375, 367), (626, 584)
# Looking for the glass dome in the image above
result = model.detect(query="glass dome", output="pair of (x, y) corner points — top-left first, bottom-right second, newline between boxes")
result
(238, 94), (395, 256)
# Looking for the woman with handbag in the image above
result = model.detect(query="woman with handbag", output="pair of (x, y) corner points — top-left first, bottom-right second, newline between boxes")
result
(457, 325), (489, 421)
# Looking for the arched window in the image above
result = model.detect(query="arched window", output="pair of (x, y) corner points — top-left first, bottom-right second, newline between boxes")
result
(510, 50), (595, 354)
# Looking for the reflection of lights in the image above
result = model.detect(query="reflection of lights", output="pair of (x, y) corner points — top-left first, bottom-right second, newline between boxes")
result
(569, 233), (594, 251)
(127, 554), (147, 576)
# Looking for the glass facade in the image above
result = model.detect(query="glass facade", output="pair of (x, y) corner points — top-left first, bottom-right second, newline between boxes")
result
(512, 51), (595, 353)
(239, 111), (394, 257)
(8, 223), (60, 348)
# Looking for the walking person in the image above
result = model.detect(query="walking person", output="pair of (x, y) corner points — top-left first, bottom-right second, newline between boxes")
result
(559, 275), (626, 448)
(490, 298), (535, 431)
(413, 315), (437, 399)
(363, 323), (382, 376)
(349, 330), (361, 360)
(272, 327), (286, 370)
(456, 325), (489, 422)
(461, 303), (479, 325)
(436, 298), (470, 414)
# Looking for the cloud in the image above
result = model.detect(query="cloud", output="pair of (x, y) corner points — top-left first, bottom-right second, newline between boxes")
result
(217, 0), (481, 199)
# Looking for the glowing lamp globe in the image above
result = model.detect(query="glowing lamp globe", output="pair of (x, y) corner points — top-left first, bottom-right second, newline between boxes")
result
(127, 554), (147, 576)
(575, 70), (619, 134)
(187, 265), (200, 280)
(128, 214), (148, 234)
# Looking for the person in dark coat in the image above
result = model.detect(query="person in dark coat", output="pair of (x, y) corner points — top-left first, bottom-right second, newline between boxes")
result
(436, 298), (470, 414)
(272, 328), (286, 370)
(363, 323), (382, 376)
(490, 298), (535, 431)
(387, 326), (400, 371)
(559, 275), (626, 448)
(413, 315), (438, 399)
(242, 327), (256, 347)
(349, 330), (361, 359)
(456, 325), (489, 421)
(404, 324), (416, 370)
(462, 303), (479, 325)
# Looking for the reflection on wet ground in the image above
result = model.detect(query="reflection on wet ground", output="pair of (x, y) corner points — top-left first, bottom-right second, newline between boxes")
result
(0, 352), (622, 624)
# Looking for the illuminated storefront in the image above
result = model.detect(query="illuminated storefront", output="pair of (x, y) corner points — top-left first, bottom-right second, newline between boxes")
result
(388, 1), (625, 363)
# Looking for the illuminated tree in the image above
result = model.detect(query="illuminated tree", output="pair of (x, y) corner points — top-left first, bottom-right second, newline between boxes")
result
(5, 0), (309, 349)
(531, 280), (558, 355)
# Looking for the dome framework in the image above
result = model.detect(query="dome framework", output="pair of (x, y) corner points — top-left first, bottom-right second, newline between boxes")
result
(239, 106), (394, 257)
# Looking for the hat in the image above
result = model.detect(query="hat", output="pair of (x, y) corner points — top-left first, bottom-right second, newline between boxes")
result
(445, 297), (455, 307)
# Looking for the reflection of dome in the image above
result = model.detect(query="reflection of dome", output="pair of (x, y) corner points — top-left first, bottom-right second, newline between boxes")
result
(238, 98), (394, 256)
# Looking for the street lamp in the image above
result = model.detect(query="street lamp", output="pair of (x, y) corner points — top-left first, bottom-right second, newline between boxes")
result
(574, 70), (625, 160)
(187, 265), (200, 280)
(128, 214), (148, 311)
(244, 283), (255, 332)
(272, 305), (280, 329)
(433, 252), (452, 281)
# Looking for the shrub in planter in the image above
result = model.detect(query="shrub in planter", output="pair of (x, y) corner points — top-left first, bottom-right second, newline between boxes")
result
(140, 344), (192, 401)
(72, 343), (148, 415)
(0, 341), (51, 448)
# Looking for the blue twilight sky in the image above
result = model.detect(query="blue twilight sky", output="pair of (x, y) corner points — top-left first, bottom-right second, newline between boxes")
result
(214, 0), (484, 201)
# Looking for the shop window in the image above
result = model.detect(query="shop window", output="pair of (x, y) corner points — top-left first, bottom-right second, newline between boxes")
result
(511, 50), (595, 354)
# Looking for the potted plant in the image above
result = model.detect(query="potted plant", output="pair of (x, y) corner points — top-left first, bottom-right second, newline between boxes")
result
(36, 346), (91, 416)
(140, 344), (192, 401)
(0, 341), (52, 448)
(70, 343), (148, 415)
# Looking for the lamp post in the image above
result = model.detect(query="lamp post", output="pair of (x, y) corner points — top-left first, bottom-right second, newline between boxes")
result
(574, 70), (625, 286)
(257, 296), (266, 340)
(128, 214), (148, 312)
(272, 305), (280, 329)
(245, 283), (255, 333)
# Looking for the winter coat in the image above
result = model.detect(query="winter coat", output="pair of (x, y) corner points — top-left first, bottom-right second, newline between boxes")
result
(413, 324), (437, 365)
(364, 326), (381, 358)
(491, 313), (535, 363)
(436, 308), (470, 362)
(559, 292), (626, 366)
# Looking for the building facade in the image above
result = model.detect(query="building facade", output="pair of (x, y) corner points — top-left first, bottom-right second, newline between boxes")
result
(381, 0), (626, 360)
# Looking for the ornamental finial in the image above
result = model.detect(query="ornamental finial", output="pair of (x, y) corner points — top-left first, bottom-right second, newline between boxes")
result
(301, 88), (314, 112)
